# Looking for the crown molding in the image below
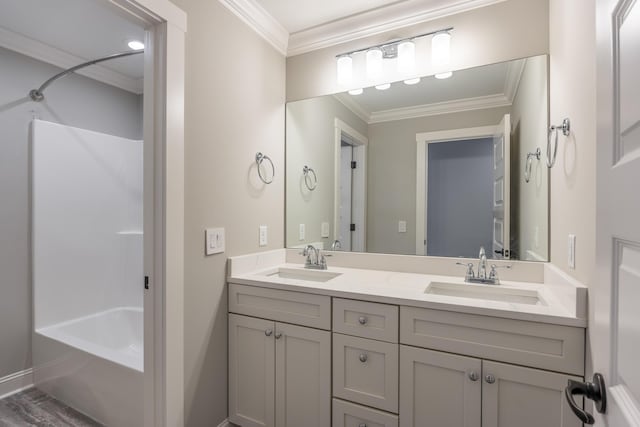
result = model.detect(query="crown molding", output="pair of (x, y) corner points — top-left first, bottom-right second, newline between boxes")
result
(0, 26), (143, 94)
(287, 0), (507, 57)
(218, 0), (288, 56)
(333, 93), (371, 124)
(503, 58), (526, 103)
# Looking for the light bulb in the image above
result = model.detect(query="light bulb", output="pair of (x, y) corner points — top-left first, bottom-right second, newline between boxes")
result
(375, 83), (391, 90)
(435, 71), (453, 79)
(128, 40), (145, 50)
(366, 48), (383, 80)
(397, 41), (416, 75)
(404, 78), (421, 85)
(348, 88), (363, 95)
(336, 55), (353, 86)
(431, 31), (451, 67)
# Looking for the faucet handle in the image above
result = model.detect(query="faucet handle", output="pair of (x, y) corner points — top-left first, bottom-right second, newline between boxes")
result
(489, 264), (512, 280)
(456, 262), (475, 280)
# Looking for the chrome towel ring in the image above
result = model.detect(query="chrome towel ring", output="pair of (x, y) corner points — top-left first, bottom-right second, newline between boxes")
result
(303, 166), (317, 190)
(255, 152), (274, 184)
(547, 118), (570, 168)
(525, 148), (541, 183)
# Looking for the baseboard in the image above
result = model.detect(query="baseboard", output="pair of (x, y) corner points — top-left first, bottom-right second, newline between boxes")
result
(0, 368), (34, 399)
(217, 419), (232, 427)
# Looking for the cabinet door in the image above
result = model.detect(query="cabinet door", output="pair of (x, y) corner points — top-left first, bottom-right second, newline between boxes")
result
(275, 322), (331, 427)
(229, 314), (275, 427)
(481, 361), (583, 427)
(399, 345), (481, 427)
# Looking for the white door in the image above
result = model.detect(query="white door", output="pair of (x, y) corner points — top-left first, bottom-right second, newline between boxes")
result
(590, 0), (640, 425)
(275, 322), (331, 427)
(492, 114), (511, 259)
(228, 314), (276, 427)
(399, 345), (481, 427)
(339, 145), (353, 251)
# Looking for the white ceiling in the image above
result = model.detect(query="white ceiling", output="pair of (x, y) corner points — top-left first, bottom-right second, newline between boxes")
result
(0, 0), (145, 84)
(254, 0), (407, 34)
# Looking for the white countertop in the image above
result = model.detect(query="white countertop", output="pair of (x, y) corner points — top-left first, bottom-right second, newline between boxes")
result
(228, 252), (587, 328)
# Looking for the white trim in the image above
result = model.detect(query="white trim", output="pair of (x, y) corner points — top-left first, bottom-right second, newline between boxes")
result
(415, 125), (498, 255)
(218, 0), (289, 55)
(0, 26), (143, 94)
(334, 119), (368, 252)
(0, 369), (34, 400)
(333, 94), (370, 124)
(287, 0), (507, 57)
(216, 419), (232, 427)
(503, 59), (526, 103)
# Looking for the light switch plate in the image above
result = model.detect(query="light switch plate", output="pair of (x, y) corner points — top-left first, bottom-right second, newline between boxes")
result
(259, 225), (268, 247)
(398, 220), (407, 233)
(206, 228), (225, 255)
(568, 234), (576, 269)
(321, 222), (330, 238)
(299, 224), (306, 241)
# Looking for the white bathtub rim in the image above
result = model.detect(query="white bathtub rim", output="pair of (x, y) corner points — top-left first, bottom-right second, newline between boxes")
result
(36, 306), (143, 372)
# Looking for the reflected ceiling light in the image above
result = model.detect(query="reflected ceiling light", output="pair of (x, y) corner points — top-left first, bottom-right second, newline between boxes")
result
(397, 41), (415, 75)
(128, 40), (145, 50)
(366, 48), (383, 80)
(435, 71), (453, 79)
(404, 78), (421, 85)
(375, 83), (391, 90)
(431, 31), (451, 67)
(336, 55), (353, 86)
(348, 88), (363, 95)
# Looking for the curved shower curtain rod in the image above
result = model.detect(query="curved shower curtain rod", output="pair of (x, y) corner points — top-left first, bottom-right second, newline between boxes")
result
(29, 50), (144, 102)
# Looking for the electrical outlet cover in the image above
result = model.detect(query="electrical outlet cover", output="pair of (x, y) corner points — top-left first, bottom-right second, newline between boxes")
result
(206, 228), (225, 255)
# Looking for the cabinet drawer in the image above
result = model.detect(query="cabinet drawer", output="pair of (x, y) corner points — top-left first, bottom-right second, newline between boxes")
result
(333, 298), (398, 343)
(333, 399), (398, 427)
(333, 333), (399, 413)
(400, 306), (585, 375)
(229, 283), (331, 330)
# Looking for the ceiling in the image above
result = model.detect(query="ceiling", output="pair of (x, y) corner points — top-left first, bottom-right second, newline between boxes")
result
(0, 0), (145, 92)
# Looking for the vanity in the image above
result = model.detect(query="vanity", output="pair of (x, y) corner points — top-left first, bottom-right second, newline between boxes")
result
(227, 250), (586, 427)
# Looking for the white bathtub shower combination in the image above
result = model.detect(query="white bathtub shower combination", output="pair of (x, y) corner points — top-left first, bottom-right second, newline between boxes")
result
(31, 120), (143, 426)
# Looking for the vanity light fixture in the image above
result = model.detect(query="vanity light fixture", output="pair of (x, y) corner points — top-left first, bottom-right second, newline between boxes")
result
(348, 88), (363, 95)
(335, 27), (453, 91)
(127, 40), (145, 50)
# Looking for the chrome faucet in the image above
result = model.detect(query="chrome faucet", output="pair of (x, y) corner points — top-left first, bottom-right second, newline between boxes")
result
(302, 245), (327, 270)
(456, 246), (510, 285)
(477, 246), (488, 280)
(330, 239), (342, 251)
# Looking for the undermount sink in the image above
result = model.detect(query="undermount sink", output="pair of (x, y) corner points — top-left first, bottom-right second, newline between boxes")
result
(262, 267), (342, 283)
(425, 281), (546, 306)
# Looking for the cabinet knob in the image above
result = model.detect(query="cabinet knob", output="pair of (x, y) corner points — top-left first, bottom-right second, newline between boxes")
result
(468, 371), (479, 382)
(359, 353), (368, 363)
(274, 332), (282, 339)
(358, 316), (368, 325)
(265, 329), (273, 337)
(359, 423), (367, 427)
(485, 374), (496, 384)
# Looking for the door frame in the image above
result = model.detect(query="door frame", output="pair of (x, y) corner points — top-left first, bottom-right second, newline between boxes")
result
(334, 118), (368, 252)
(104, 1), (186, 426)
(415, 125), (497, 255)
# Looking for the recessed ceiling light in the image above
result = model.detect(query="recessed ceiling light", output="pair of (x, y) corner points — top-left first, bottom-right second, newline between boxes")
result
(404, 78), (421, 85)
(375, 83), (391, 90)
(128, 41), (145, 50)
(348, 88), (363, 95)
(435, 71), (453, 79)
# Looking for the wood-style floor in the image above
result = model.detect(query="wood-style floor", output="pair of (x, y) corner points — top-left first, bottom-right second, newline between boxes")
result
(0, 388), (102, 427)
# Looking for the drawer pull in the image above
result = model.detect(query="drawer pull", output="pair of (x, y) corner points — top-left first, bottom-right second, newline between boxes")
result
(485, 374), (496, 384)
(468, 371), (479, 382)
(265, 329), (273, 337)
(274, 332), (282, 339)
(359, 353), (368, 363)
(358, 316), (368, 325)
(359, 424), (367, 427)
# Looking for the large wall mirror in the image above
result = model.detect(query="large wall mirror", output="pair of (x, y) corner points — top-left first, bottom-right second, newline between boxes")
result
(286, 55), (549, 261)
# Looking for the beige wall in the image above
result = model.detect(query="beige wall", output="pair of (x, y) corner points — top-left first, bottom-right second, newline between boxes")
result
(366, 107), (511, 255)
(548, 0), (596, 284)
(286, 0), (549, 101)
(169, 0), (286, 425)
(286, 96), (367, 248)
(510, 55), (549, 261)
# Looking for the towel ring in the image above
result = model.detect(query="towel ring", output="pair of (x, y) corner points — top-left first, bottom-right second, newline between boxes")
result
(525, 148), (541, 183)
(255, 152), (274, 184)
(303, 166), (317, 191)
(547, 118), (570, 168)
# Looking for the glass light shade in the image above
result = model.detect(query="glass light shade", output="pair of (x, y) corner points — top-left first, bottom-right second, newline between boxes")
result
(431, 31), (451, 67)
(348, 88), (363, 95)
(404, 78), (421, 85)
(375, 83), (391, 90)
(366, 48), (383, 80)
(128, 40), (145, 50)
(397, 41), (416, 74)
(435, 71), (453, 79)
(336, 56), (353, 86)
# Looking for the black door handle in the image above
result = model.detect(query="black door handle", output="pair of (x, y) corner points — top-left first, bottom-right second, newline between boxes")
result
(565, 373), (607, 424)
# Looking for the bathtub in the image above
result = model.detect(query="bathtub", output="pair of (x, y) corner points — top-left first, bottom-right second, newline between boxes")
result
(33, 307), (143, 426)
